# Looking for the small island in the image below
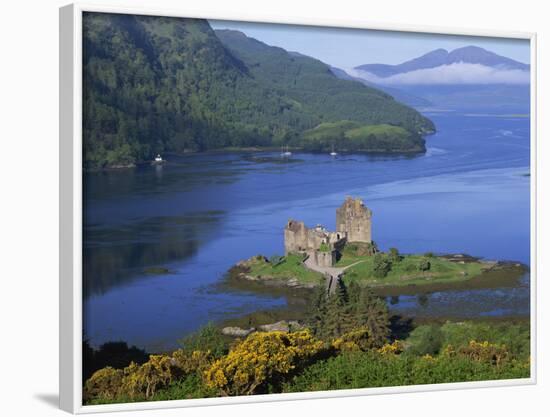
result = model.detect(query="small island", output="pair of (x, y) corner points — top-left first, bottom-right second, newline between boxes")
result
(230, 197), (513, 293)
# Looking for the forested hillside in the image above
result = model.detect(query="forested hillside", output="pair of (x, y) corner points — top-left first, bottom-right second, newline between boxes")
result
(83, 13), (434, 169)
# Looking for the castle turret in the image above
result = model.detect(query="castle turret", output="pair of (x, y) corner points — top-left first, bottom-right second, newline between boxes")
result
(336, 196), (372, 243)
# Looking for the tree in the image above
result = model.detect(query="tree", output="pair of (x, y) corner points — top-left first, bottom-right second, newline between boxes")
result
(388, 247), (402, 263)
(308, 279), (390, 347)
(322, 279), (353, 339)
(307, 279), (329, 338)
(373, 253), (392, 278)
(353, 288), (391, 347)
(418, 258), (431, 272)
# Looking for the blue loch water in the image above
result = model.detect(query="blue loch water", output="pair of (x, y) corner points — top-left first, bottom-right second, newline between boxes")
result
(84, 110), (531, 351)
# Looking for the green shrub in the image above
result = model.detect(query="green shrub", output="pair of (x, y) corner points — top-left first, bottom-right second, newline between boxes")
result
(285, 348), (529, 393)
(407, 325), (444, 356)
(388, 248), (402, 263)
(178, 323), (228, 358)
(150, 374), (217, 401)
(319, 242), (330, 252)
(418, 258), (431, 271)
(284, 351), (411, 392)
(439, 321), (530, 360)
(410, 354), (527, 385)
(373, 254), (392, 278)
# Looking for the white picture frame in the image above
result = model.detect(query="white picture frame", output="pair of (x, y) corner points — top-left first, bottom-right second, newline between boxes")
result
(59, 2), (537, 413)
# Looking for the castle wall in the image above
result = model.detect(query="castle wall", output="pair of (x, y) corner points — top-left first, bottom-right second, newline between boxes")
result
(285, 220), (338, 255)
(307, 249), (336, 268)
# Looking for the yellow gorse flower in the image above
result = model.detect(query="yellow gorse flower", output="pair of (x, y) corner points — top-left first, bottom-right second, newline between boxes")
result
(377, 340), (404, 355)
(458, 340), (509, 366)
(84, 348), (216, 401)
(204, 330), (324, 396)
(331, 327), (372, 352)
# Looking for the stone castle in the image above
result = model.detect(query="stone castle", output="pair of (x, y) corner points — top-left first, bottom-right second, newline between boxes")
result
(284, 197), (373, 268)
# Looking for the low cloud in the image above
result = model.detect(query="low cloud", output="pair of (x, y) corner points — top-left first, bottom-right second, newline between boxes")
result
(350, 62), (530, 85)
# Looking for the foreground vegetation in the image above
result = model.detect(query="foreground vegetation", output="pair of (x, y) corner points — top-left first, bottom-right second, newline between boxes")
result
(84, 281), (529, 404)
(83, 14), (433, 169)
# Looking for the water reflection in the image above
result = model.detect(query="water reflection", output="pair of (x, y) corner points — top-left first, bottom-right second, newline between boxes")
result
(83, 211), (225, 296)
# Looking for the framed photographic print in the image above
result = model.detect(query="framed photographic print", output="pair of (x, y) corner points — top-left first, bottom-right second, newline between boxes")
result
(59, 2), (537, 413)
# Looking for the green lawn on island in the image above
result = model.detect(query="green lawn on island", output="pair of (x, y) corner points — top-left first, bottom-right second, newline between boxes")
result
(244, 250), (487, 289)
(246, 254), (324, 284)
(337, 253), (485, 288)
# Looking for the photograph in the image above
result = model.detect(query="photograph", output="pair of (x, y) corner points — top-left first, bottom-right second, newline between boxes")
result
(80, 11), (531, 406)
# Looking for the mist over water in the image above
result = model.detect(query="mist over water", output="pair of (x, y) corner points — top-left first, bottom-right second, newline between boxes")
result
(84, 110), (530, 351)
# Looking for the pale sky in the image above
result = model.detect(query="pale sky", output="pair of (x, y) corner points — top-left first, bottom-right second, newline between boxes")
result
(210, 20), (530, 69)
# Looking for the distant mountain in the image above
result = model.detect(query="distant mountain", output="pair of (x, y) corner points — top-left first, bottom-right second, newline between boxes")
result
(351, 46), (530, 111)
(355, 46), (529, 78)
(82, 13), (434, 169)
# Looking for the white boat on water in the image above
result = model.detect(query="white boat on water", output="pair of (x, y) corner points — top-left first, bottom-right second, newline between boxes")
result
(152, 154), (165, 165)
(330, 144), (338, 156)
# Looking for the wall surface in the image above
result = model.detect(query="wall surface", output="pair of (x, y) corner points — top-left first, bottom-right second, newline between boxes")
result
(0, 0), (547, 416)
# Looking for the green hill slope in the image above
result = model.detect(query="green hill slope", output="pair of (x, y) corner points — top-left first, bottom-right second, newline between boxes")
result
(215, 30), (434, 139)
(83, 13), (434, 169)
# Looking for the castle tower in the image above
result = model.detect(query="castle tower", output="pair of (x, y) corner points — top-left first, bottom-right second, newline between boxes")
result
(336, 196), (372, 243)
(284, 219), (308, 255)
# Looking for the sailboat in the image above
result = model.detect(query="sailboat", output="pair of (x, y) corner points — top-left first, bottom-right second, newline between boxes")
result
(281, 145), (292, 157)
(330, 144), (338, 156)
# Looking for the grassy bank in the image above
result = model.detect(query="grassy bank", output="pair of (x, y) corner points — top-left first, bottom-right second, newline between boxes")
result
(234, 254), (324, 287)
